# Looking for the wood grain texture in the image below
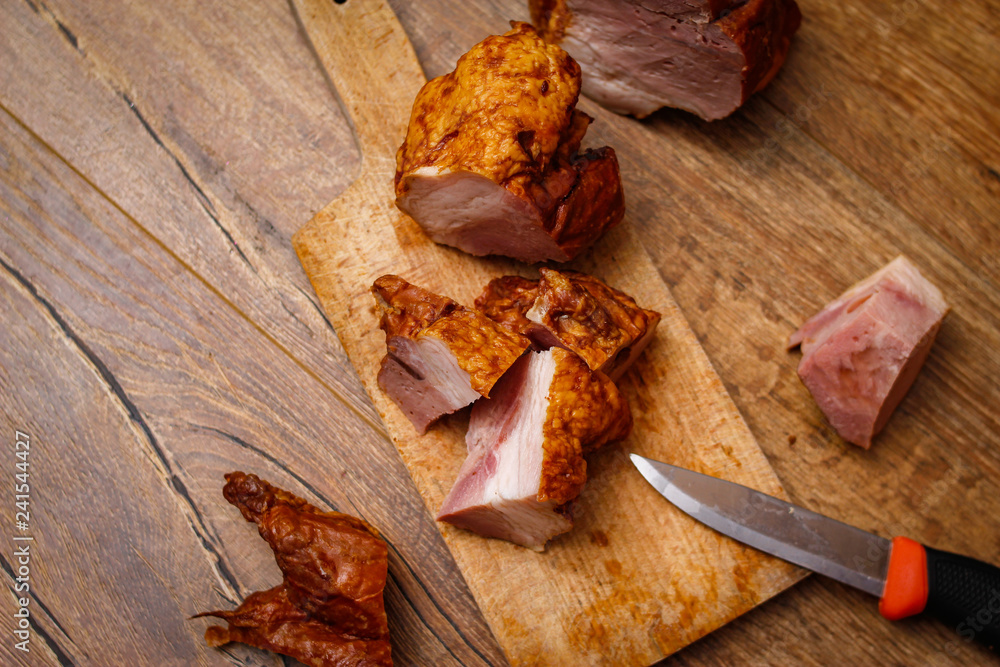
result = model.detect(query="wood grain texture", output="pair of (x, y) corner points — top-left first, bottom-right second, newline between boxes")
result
(292, 1), (804, 665)
(0, 1), (502, 663)
(0, 103), (505, 666)
(0, 0), (997, 664)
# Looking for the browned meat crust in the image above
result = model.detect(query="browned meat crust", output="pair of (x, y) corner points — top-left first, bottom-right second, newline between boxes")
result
(718, 0), (802, 99)
(196, 472), (392, 667)
(540, 347), (633, 502)
(372, 274), (459, 339)
(473, 275), (540, 335)
(476, 268), (660, 379)
(395, 22), (624, 262)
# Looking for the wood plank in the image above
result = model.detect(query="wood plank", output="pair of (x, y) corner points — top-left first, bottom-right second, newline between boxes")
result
(0, 105), (502, 666)
(0, 1), (505, 663)
(761, 0), (1000, 259)
(0, 127), (249, 667)
(0, 0), (380, 428)
(291, 1), (803, 665)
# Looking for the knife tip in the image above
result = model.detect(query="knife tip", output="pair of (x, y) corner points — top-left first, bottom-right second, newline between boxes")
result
(629, 452), (655, 474)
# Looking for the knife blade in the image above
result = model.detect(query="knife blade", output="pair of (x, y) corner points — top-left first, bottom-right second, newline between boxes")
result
(630, 453), (1000, 652)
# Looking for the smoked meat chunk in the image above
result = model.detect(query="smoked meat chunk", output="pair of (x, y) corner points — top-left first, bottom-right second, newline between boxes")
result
(788, 256), (949, 448)
(395, 22), (624, 262)
(196, 472), (392, 667)
(476, 268), (660, 380)
(530, 0), (801, 120)
(437, 348), (632, 550)
(373, 275), (530, 433)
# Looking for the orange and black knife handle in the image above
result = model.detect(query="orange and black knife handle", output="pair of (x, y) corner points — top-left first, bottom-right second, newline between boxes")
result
(880, 536), (1000, 653)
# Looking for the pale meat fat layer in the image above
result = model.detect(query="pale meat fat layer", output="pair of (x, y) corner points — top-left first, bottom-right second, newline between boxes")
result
(438, 351), (571, 551)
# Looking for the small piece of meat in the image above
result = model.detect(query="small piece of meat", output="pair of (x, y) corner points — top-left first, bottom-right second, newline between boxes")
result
(476, 269), (660, 380)
(201, 586), (390, 667)
(373, 275), (530, 433)
(788, 256), (950, 448)
(196, 472), (392, 667)
(395, 21), (625, 263)
(437, 347), (632, 550)
(530, 0), (802, 121)
(474, 275), (541, 335)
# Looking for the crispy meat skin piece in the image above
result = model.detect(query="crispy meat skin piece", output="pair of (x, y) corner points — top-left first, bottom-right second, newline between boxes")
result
(372, 274), (459, 339)
(395, 22), (624, 263)
(530, 0), (801, 120)
(788, 256), (949, 448)
(373, 275), (530, 433)
(197, 472), (391, 667)
(476, 269), (660, 380)
(474, 275), (540, 336)
(200, 586), (391, 667)
(437, 348), (632, 550)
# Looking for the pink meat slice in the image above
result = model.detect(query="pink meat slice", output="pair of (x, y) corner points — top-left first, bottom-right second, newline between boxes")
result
(437, 348), (631, 550)
(372, 276), (530, 434)
(788, 256), (949, 448)
(530, 0), (801, 121)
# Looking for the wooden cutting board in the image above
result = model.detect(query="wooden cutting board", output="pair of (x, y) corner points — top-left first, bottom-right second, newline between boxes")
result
(291, 0), (805, 664)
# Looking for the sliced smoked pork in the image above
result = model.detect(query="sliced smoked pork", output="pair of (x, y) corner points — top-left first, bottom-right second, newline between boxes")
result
(372, 275), (530, 434)
(395, 22), (624, 263)
(475, 268), (660, 380)
(530, 0), (802, 120)
(437, 347), (632, 550)
(788, 256), (949, 448)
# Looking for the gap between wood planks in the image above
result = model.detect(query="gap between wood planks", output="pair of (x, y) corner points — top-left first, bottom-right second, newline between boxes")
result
(751, 95), (986, 288)
(0, 101), (389, 442)
(0, 101), (505, 667)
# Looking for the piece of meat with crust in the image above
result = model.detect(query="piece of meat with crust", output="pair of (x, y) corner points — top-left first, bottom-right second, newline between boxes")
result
(788, 256), (949, 448)
(200, 586), (391, 667)
(475, 269), (660, 380)
(196, 472), (392, 666)
(530, 0), (802, 120)
(395, 21), (625, 263)
(437, 347), (632, 550)
(473, 275), (540, 336)
(373, 275), (531, 434)
(532, 0), (741, 26)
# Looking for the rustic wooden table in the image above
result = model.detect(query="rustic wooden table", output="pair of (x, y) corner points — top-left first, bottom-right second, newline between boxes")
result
(1, 0), (998, 665)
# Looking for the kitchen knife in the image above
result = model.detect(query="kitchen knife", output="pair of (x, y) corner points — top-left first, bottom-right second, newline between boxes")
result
(630, 453), (1000, 652)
